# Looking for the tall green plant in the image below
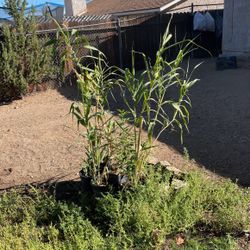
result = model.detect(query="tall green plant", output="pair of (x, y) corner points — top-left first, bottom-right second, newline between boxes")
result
(25, 13), (55, 84)
(117, 24), (199, 180)
(70, 49), (117, 185)
(54, 22), (117, 184)
(55, 20), (198, 184)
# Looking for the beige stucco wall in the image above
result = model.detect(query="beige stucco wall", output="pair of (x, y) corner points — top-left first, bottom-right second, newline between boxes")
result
(64, 0), (87, 16)
(223, 0), (250, 56)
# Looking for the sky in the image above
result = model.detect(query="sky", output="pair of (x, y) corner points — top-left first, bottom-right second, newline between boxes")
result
(0, 0), (90, 19)
(0, 1), (65, 19)
(0, 0), (65, 7)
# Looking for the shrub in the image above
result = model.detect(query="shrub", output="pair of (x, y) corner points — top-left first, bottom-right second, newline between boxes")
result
(0, 0), (55, 102)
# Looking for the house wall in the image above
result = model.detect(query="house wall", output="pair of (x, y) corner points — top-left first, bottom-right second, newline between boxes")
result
(223, 0), (250, 56)
(64, 0), (87, 16)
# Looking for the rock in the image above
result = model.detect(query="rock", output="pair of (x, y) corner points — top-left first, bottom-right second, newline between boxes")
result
(216, 56), (237, 71)
(147, 156), (159, 165)
(7, 168), (12, 173)
(164, 165), (186, 178)
(171, 179), (187, 190)
(159, 160), (171, 167)
(159, 160), (186, 178)
(148, 157), (171, 167)
(147, 157), (186, 178)
(2, 168), (13, 176)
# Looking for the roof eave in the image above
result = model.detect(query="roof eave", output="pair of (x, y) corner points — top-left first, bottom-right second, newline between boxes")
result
(111, 0), (185, 17)
(160, 0), (185, 12)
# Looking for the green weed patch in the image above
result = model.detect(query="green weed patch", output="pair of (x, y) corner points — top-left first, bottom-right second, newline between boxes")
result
(0, 172), (249, 249)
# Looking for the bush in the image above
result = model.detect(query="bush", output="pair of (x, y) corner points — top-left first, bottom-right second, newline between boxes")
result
(0, 0), (55, 102)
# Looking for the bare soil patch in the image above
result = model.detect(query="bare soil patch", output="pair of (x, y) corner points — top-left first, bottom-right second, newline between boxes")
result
(0, 89), (197, 190)
(0, 90), (85, 189)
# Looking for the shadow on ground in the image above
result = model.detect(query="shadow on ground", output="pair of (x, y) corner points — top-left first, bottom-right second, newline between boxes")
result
(0, 176), (83, 203)
(158, 59), (250, 186)
(56, 80), (82, 102)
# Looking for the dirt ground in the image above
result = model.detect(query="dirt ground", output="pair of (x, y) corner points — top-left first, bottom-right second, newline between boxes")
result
(0, 87), (196, 190)
(0, 58), (250, 189)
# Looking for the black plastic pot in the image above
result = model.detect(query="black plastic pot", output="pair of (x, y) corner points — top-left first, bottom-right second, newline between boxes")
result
(108, 173), (129, 190)
(91, 182), (109, 197)
(79, 170), (92, 192)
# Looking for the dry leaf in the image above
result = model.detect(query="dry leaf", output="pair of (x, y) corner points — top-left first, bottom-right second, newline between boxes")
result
(176, 235), (185, 246)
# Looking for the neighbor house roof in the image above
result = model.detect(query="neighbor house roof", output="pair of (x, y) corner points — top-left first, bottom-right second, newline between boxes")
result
(169, 0), (224, 13)
(86, 0), (186, 16)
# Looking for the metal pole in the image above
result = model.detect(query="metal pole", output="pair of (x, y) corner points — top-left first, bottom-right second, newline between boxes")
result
(117, 17), (123, 68)
(191, 3), (194, 58)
